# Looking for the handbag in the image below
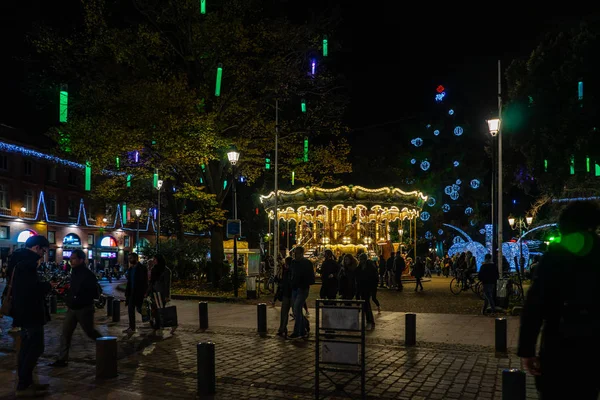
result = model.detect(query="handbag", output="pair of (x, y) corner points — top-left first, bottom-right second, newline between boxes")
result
(153, 292), (178, 328)
(0, 264), (17, 317)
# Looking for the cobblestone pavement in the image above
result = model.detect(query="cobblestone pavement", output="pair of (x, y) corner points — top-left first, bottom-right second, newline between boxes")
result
(0, 308), (538, 400)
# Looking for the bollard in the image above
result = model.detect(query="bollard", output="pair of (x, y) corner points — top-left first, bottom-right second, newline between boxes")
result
(197, 342), (216, 395)
(96, 336), (118, 379)
(199, 301), (209, 330)
(502, 369), (526, 400)
(495, 318), (507, 354)
(405, 313), (416, 346)
(112, 300), (121, 323)
(49, 295), (57, 314)
(257, 303), (267, 336)
(106, 296), (114, 317)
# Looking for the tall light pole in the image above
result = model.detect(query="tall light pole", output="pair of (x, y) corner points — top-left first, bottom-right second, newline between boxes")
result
(509, 215), (533, 277)
(135, 208), (142, 254)
(487, 117), (501, 276)
(273, 99), (279, 258)
(156, 179), (163, 252)
(227, 146), (241, 298)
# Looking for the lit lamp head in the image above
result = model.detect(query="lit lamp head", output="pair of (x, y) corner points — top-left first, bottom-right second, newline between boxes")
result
(157, 180), (163, 190)
(227, 145), (240, 166)
(398, 229), (403, 236)
(508, 217), (515, 228)
(20, 206), (26, 213)
(135, 209), (142, 218)
(526, 216), (533, 226)
(486, 118), (501, 137)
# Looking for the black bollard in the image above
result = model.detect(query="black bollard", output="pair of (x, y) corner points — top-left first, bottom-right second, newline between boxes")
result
(112, 300), (121, 323)
(96, 336), (118, 379)
(495, 318), (507, 354)
(106, 296), (114, 317)
(199, 301), (208, 330)
(49, 295), (58, 314)
(257, 303), (267, 336)
(405, 313), (416, 346)
(502, 369), (526, 400)
(197, 342), (216, 395)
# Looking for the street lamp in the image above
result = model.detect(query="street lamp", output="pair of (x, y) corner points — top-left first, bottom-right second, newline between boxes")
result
(156, 179), (163, 252)
(135, 209), (142, 253)
(227, 146), (241, 297)
(398, 228), (403, 253)
(508, 215), (533, 277)
(487, 117), (503, 278)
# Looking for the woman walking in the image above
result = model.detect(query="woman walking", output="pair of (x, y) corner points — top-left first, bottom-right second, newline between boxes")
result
(147, 254), (174, 334)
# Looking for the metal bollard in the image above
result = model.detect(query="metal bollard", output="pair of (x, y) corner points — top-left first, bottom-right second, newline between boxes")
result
(112, 300), (121, 323)
(96, 336), (118, 379)
(197, 342), (216, 395)
(49, 295), (57, 314)
(495, 318), (507, 354)
(257, 303), (267, 336)
(199, 302), (208, 330)
(502, 369), (526, 400)
(106, 296), (114, 317)
(405, 313), (416, 346)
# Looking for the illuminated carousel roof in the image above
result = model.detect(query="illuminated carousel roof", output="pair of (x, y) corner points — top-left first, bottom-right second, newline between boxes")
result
(259, 185), (428, 216)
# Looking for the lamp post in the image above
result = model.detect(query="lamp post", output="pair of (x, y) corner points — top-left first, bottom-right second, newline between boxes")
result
(274, 99), (280, 259)
(509, 215), (533, 277)
(156, 180), (163, 252)
(134, 209), (142, 253)
(398, 228), (403, 254)
(227, 146), (240, 298)
(487, 117), (502, 277)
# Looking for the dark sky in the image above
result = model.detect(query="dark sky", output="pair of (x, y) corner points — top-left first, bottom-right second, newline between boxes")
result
(0, 1), (596, 136)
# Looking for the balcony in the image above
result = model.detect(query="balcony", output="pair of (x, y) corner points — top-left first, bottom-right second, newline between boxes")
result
(0, 208), (12, 216)
(20, 212), (36, 219)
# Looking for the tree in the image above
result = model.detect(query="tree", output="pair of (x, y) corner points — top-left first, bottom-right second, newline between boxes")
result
(505, 21), (600, 198)
(34, 0), (351, 275)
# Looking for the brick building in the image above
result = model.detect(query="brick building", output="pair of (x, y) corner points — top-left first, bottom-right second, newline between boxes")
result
(0, 124), (157, 268)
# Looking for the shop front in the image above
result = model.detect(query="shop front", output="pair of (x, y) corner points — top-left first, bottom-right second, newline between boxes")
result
(99, 235), (119, 268)
(61, 233), (83, 262)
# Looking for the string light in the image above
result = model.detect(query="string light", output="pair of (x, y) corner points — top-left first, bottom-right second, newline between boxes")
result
(465, 207), (473, 215)
(420, 160), (430, 171)
(453, 126), (463, 136)
(434, 130), (440, 136)
(427, 197), (436, 207)
(470, 179), (480, 189)
(448, 109), (454, 115)
(411, 138), (423, 147)
(442, 204), (450, 212)
(453, 161), (460, 167)
(438, 229), (444, 235)
(420, 211), (430, 221)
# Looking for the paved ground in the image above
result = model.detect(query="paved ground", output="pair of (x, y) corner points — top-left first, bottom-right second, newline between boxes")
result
(0, 280), (536, 399)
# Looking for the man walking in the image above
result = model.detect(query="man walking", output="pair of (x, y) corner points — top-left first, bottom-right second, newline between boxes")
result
(124, 253), (148, 335)
(51, 249), (101, 367)
(289, 246), (315, 339)
(478, 254), (498, 315)
(11, 235), (51, 397)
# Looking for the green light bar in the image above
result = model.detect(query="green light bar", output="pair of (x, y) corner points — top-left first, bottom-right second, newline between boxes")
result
(570, 155), (575, 175)
(116, 157), (120, 169)
(301, 99), (306, 113)
(59, 89), (68, 123)
(153, 169), (159, 189)
(85, 161), (91, 191)
(215, 64), (223, 96)
(127, 174), (132, 188)
(200, 0), (206, 14)
(587, 156), (590, 173)
(122, 203), (127, 225)
(291, 171), (295, 185)
(303, 137), (308, 162)
(544, 159), (548, 172)
(323, 35), (328, 57)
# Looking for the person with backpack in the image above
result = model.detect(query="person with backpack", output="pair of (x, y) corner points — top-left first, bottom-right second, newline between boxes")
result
(518, 201), (600, 399)
(51, 249), (101, 368)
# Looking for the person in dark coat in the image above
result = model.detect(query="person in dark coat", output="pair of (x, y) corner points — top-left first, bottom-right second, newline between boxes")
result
(338, 254), (358, 299)
(477, 254), (498, 315)
(124, 253), (148, 334)
(319, 250), (339, 300)
(518, 201), (600, 399)
(412, 257), (425, 291)
(10, 235), (52, 397)
(356, 253), (378, 329)
(385, 252), (395, 288)
(394, 253), (405, 291)
(277, 257), (293, 337)
(289, 246), (315, 339)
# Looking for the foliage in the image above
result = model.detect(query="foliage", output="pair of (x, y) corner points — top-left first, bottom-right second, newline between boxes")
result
(33, 0), (351, 269)
(141, 238), (209, 280)
(505, 22), (600, 197)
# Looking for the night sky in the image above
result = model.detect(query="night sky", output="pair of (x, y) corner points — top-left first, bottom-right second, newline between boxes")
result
(0, 2), (597, 139)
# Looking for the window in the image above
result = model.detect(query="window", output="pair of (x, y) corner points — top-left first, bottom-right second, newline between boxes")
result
(48, 231), (55, 244)
(46, 194), (57, 216)
(0, 226), (9, 240)
(0, 154), (7, 170)
(87, 234), (94, 245)
(68, 198), (78, 217)
(23, 160), (33, 176)
(24, 190), (34, 212)
(47, 166), (57, 182)
(68, 170), (77, 186)
(124, 236), (130, 247)
(0, 184), (8, 209)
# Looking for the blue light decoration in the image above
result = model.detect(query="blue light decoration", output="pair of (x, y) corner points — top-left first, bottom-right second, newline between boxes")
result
(442, 204), (450, 212)
(427, 197), (436, 207)
(420, 160), (430, 171)
(479, 228), (486, 235)
(448, 109), (454, 115)
(435, 92), (446, 102)
(411, 158), (417, 165)
(455, 179), (462, 185)
(426, 124), (431, 129)
(438, 229), (444, 235)
(420, 211), (430, 221)
(452, 184), (460, 192)
(470, 220), (477, 226)
(453, 126), (464, 136)
(465, 207), (473, 215)
(411, 138), (423, 147)
(311, 59), (316, 76)
(470, 179), (480, 189)
(453, 236), (464, 244)
(450, 191), (459, 200)
(444, 186), (453, 195)
(444, 223), (488, 270)
(425, 231), (433, 239)
(433, 129), (440, 136)
(453, 161), (459, 167)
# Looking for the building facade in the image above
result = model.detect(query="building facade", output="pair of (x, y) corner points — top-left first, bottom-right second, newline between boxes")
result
(0, 124), (157, 267)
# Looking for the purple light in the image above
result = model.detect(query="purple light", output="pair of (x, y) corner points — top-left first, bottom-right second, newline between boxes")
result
(153, 208), (157, 220)
(134, 151), (139, 163)
(311, 60), (316, 75)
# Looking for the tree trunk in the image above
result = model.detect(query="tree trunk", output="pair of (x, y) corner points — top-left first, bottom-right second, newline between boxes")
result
(210, 225), (225, 284)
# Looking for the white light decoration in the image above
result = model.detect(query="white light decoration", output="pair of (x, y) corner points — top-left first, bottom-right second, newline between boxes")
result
(426, 124), (431, 128)
(411, 138), (423, 147)
(448, 109), (454, 115)
(453, 126), (463, 136)
(17, 230), (36, 243)
(455, 179), (461, 185)
(487, 118), (501, 136)
(465, 207), (473, 215)
(442, 204), (450, 212)
(420, 211), (430, 221)
(470, 179), (480, 189)
(453, 161), (459, 167)
(434, 129), (440, 136)
(135, 209), (142, 217)
(420, 160), (430, 171)
(411, 159), (417, 165)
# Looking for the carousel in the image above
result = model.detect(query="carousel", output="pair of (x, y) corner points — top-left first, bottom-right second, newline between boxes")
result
(259, 185), (428, 261)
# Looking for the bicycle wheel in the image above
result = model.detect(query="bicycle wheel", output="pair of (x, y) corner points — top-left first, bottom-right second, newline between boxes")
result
(450, 278), (463, 295)
(509, 282), (524, 302)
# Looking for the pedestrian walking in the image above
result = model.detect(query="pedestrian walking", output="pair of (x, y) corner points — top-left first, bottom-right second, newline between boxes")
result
(289, 246), (315, 339)
(123, 253), (148, 335)
(477, 254), (498, 315)
(51, 249), (101, 367)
